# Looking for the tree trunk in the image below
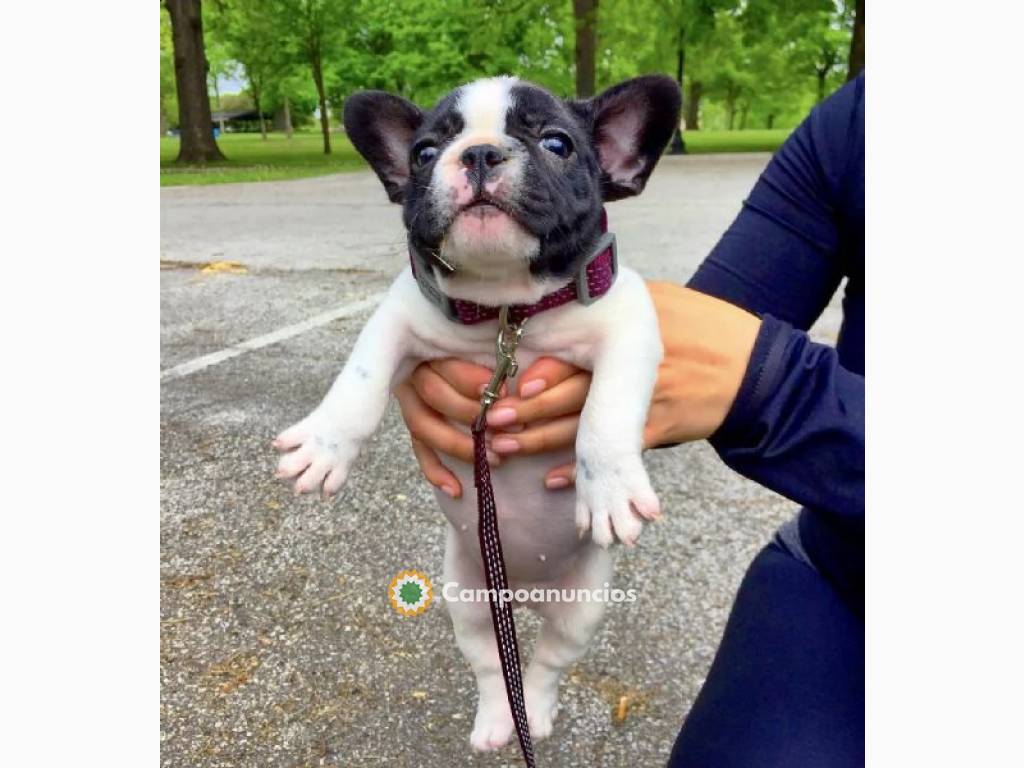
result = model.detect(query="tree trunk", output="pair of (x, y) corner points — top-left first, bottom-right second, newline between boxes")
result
(667, 41), (686, 154)
(311, 52), (331, 154)
(847, 0), (865, 80)
(165, 0), (224, 163)
(253, 88), (267, 140)
(212, 75), (225, 133)
(250, 77), (267, 140)
(284, 96), (293, 139)
(817, 68), (827, 102)
(739, 105), (748, 130)
(573, 0), (597, 98)
(725, 86), (737, 130)
(685, 80), (702, 131)
(766, 113), (775, 129)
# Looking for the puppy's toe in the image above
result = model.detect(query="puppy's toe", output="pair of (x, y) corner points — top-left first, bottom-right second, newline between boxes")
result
(276, 447), (312, 479)
(590, 514), (615, 549)
(272, 421), (307, 451)
(610, 506), (644, 547)
(575, 499), (592, 539)
(630, 485), (661, 522)
(294, 458), (332, 495)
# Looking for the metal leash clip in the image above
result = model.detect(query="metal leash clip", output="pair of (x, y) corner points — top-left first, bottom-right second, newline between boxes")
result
(474, 305), (527, 430)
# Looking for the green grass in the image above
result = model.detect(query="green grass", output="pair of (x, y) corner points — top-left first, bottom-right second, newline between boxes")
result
(160, 128), (792, 186)
(160, 132), (366, 186)
(684, 128), (791, 154)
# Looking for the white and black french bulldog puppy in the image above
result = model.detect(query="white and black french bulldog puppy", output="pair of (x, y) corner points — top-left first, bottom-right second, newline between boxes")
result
(273, 75), (680, 751)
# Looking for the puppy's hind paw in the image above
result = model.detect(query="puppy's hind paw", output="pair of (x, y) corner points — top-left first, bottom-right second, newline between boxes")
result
(469, 707), (515, 752)
(526, 690), (558, 741)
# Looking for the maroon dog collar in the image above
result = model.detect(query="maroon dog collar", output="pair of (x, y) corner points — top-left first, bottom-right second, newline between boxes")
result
(409, 208), (618, 324)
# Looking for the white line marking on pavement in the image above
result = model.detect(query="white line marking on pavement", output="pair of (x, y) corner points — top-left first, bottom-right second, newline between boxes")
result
(161, 292), (386, 382)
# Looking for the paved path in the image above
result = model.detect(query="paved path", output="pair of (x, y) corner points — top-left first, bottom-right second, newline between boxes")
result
(161, 156), (836, 767)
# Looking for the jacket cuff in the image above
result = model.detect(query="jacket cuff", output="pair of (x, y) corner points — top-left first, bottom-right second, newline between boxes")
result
(710, 313), (793, 450)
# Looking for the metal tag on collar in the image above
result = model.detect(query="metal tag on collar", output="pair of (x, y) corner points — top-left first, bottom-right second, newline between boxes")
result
(575, 231), (617, 306)
(474, 306), (527, 429)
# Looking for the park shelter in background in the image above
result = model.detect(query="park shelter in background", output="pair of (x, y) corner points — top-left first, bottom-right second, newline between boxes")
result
(211, 108), (272, 134)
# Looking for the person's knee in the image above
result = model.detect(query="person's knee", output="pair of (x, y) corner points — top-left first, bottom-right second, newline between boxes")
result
(668, 543), (863, 768)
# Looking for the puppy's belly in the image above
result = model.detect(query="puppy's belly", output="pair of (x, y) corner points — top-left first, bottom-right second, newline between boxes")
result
(434, 448), (584, 584)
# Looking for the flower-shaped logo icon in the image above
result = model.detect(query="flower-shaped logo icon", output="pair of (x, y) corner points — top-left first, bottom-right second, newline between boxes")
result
(388, 570), (434, 616)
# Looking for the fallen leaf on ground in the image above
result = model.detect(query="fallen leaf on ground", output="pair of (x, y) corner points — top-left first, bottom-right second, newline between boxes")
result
(200, 260), (248, 274)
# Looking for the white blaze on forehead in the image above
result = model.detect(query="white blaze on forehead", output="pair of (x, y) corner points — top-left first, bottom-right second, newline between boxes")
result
(432, 75), (525, 218)
(456, 76), (518, 138)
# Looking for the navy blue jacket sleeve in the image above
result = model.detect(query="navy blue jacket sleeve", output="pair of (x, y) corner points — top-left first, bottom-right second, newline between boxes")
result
(687, 76), (865, 520)
(711, 315), (864, 520)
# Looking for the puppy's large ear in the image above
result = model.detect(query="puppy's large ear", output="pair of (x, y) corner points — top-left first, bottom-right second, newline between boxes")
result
(580, 75), (681, 201)
(343, 91), (423, 203)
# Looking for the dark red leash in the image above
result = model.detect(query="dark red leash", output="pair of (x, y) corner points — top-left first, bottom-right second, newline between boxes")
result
(472, 424), (536, 766)
(472, 307), (536, 767)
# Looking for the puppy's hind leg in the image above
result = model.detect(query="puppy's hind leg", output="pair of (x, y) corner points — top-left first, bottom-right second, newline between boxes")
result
(443, 526), (515, 752)
(523, 545), (613, 740)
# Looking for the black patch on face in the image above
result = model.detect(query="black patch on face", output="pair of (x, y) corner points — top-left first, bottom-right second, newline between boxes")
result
(503, 85), (606, 279)
(400, 92), (466, 274)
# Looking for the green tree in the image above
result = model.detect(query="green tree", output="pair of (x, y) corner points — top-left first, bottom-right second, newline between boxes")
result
(703, 13), (753, 129)
(847, 0), (863, 80)
(264, 68), (319, 136)
(177, 0), (853, 148)
(657, 0), (723, 141)
(207, 0), (282, 139)
(598, 0), (731, 139)
(573, 0), (599, 98)
(274, 0), (351, 154)
(203, 22), (235, 132)
(328, 0), (574, 109)
(742, 0), (852, 105)
(160, 7), (179, 133)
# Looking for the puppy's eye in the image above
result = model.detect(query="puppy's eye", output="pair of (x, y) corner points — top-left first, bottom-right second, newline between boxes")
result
(415, 144), (439, 166)
(539, 133), (572, 158)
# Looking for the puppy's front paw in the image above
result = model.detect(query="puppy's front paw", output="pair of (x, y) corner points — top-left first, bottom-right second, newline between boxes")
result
(574, 453), (660, 548)
(271, 409), (359, 498)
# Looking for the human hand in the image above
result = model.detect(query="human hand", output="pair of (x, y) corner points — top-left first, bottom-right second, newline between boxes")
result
(394, 356), (587, 497)
(504, 283), (760, 488)
(396, 282), (760, 495)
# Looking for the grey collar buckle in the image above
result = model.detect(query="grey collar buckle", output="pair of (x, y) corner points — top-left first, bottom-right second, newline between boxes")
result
(575, 231), (617, 306)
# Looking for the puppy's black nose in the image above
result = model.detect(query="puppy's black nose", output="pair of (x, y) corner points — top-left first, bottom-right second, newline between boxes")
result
(460, 144), (507, 171)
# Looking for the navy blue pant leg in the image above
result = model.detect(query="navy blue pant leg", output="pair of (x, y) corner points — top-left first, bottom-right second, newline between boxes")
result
(668, 542), (864, 768)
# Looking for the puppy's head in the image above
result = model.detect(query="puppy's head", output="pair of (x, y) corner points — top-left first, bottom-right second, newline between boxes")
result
(344, 75), (680, 285)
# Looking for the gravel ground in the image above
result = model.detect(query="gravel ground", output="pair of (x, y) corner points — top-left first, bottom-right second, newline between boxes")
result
(160, 155), (840, 767)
